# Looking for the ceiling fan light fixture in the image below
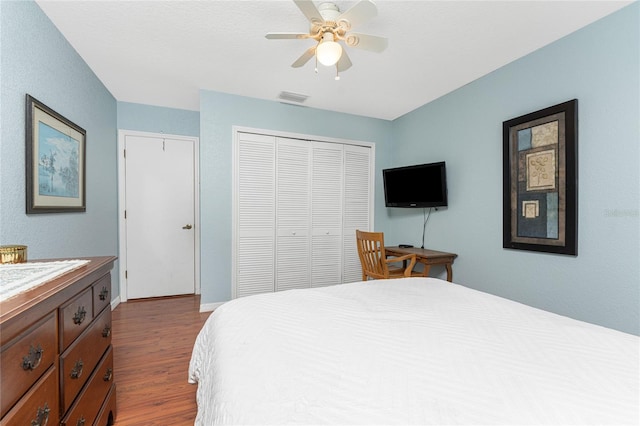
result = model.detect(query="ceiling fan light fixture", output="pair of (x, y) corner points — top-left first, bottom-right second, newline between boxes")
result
(316, 33), (342, 66)
(267, 0), (387, 76)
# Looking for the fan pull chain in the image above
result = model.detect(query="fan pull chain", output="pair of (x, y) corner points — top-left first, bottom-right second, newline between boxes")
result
(335, 65), (340, 80)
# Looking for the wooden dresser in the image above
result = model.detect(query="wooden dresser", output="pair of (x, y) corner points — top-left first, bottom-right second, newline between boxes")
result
(0, 256), (117, 426)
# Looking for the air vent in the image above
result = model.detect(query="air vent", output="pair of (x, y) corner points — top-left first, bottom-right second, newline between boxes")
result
(278, 91), (309, 104)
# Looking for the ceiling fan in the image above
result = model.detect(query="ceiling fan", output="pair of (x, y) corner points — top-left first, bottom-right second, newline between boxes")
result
(266, 0), (388, 79)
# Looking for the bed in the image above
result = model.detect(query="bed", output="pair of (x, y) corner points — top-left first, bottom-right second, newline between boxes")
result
(188, 277), (639, 425)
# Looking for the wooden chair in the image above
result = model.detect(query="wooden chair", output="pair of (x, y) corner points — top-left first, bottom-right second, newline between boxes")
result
(355, 230), (420, 281)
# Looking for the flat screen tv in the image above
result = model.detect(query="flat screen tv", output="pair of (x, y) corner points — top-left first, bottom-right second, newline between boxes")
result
(383, 161), (448, 208)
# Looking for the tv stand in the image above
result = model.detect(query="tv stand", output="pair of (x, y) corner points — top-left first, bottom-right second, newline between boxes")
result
(385, 246), (457, 282)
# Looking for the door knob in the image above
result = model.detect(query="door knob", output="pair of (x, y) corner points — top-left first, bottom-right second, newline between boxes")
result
(182, 224), (193, 230)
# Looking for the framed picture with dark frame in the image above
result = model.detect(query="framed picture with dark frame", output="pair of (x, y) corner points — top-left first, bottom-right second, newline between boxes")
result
(502, 99), (578, 255)
(26, 94), (86, 214)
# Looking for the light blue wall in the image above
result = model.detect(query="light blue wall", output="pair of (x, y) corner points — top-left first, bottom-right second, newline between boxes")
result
(0, 1), (119, 291)
(199, 91), (393, 303)
(117, 101), (200, 136)
(387, 3), (639, 334)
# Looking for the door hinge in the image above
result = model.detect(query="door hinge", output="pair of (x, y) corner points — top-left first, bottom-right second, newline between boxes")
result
(124, 210), (127, 219)
(123, 149), (126, 158)
(125, 270), (128, 279)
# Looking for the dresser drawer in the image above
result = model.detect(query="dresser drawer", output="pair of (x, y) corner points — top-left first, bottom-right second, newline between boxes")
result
(0, 365), (59, 426)
(61, 346), (114, 426)
(93, 384), (117, 426)
(60, 307), (112, 412)
(92, 274), (111, 316)
(60, 287), (94, 351)
(0, 311), (57, 416)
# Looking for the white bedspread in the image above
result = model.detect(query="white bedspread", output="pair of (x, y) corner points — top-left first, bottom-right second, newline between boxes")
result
(188, 278), (639, 425)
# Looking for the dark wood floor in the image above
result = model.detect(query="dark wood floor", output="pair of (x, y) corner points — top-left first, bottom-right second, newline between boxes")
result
(111, 295), (212, 425)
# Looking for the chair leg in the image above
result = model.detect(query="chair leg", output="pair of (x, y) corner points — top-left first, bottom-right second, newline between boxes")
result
(421, 265), (431, 277)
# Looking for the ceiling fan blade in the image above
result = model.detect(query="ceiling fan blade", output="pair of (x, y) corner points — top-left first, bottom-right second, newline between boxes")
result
(336, 49), (352, 72)
(266, 32), (311, 40)
(293, 0), (324, 25)
(344, 33), (388, 52)
(337, 0), (377, 30)
(292, 46), (316, 68)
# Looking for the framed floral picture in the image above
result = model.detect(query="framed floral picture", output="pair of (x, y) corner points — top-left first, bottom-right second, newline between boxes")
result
(26, 95), (86, 214)
(503, 100), (578, 255)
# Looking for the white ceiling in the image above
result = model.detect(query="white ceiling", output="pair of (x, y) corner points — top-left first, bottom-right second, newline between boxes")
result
(36, 0), (631, 121)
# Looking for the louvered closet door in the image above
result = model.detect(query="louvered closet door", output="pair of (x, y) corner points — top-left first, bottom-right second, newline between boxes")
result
(311, 142), (344, 287)
(235, 133), (276, 298)
(275, 138), (311, 291)
(343, 144), (373, 283)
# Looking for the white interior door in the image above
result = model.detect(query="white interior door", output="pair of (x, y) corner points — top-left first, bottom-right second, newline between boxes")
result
(235, 133), (276, 298)
(275, 137), (311, 291)
(311, 142), (344, 287)
(233, 128), (374, 299)
(343, 144), (373, 283)
(124, 134), (196, 299)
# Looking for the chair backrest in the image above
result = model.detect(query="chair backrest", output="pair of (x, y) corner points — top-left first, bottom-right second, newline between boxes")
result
(355, 230), (390, 280)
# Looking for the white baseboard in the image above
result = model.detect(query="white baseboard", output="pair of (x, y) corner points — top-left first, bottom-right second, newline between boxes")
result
(111, 296), (121, 311)
(200, 301), (225, 312)
(110, 294), (222, 313)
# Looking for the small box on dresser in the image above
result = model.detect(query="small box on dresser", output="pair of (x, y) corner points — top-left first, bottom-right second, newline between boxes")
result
(0, 256), (117, 426)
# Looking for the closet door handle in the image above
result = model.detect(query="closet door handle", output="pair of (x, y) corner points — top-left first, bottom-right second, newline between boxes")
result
(182, 224), (192, 230)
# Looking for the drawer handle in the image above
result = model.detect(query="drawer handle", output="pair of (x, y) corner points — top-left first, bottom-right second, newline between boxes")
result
(31, 402), (50, 426)
(76, 416), (86, 426)
(99, 286), (109, 301)
(70, 359), (84, 379)
(73, 306), (87, 325)
(22, 344), (44, 371)
(102, 324), (112, 338)
(103, 367), (113, 382)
